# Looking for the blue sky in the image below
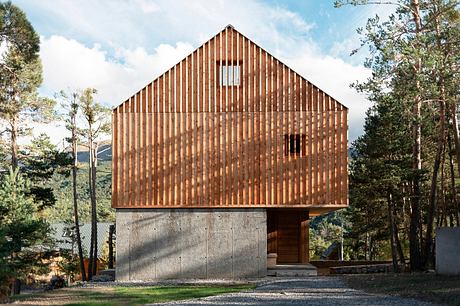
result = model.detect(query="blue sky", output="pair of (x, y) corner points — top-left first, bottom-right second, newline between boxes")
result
(11, 0), (392, 144)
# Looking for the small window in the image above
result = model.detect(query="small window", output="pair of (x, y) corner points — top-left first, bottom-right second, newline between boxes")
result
(219, 63), (240, 86)
(284, 134), (306, 156)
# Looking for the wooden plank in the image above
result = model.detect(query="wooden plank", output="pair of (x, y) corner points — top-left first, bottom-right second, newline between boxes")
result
(238, 32), (243, 112)
(211, 39), (215, 113)
(295, 110), (300, 204)
(300, 213), (309, 263)
(255, 44), (260, 112)
(265, 110), (270, 205)
(248, 111), (253, 205)
(112, 112), (118, 207)
(141, 88), (147, 206)
(124, 101), (130, 207)
(198, 43), (203, 113)
(210, 113), (215, 206)
(147, 85), (153, 206)
(322, 108), (326, 205)
(225, 27), (229, 113)
(158, 112), (164, 206)
(186, 55), (191, 113)
(238, 112), (243, 205)
(217, 31), (222, 112)
(343, 107), (348, 205)
(132, 94), (137, 206)
(198, 112), (203, 206)
(260, 111), (266, 205)
(192, 50), (197, 113)
(243, 37), (249, 112)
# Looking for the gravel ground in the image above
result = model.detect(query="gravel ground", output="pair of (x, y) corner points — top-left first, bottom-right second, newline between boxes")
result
(148, 277), (437, 306)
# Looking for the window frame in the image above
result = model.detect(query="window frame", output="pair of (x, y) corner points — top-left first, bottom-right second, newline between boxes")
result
(218, 61), (242, 87)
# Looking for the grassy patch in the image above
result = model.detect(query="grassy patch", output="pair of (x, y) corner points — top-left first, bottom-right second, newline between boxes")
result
(342, 273), (460, 305)
(10, 284), (255, 305)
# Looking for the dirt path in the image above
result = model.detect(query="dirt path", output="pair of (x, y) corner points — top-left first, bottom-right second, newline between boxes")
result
(150, 277), (437, 306)
(7, 287), (122, 305)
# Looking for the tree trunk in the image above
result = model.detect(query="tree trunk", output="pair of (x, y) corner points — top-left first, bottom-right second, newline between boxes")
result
(91, 142), (98, 276)
(395, 224), (405, 267)
(10, 278), (20, 295)
(388, 193), (400, 272)
(71, 106), (86, 282)
(87, 131), (94, 280)
(108, 224), (114, 269)
(425, 98), (445, 267)
(409, 0), (423, 271)
(447, 134), (460, 225)
(10, 115), (18, 170)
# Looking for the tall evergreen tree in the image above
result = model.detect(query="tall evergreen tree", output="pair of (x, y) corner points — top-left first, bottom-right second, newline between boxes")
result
(0, 1), (55, 170)
(58, 90), (86, 281)
(337, 0), (460, 269)
(0, 168), (52, 296)
(79, 88), (110, 279)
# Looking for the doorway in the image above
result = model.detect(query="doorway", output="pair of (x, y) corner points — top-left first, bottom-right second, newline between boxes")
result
(267, 209), (309, 264)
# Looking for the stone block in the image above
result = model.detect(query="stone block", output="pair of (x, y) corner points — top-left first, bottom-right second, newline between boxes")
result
(436, 227), (460, 276)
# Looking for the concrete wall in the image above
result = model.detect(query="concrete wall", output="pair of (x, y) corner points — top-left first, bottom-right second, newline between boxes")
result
(436, 227), (460, 275)
(116, 208), (267, 280)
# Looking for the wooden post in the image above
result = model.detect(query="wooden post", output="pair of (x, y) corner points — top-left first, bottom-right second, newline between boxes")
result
(108, 224), (115, 269)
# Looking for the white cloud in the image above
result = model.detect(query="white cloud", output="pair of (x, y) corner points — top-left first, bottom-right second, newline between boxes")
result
(135, 0), (160, 13)
(26, 35), (193, 146)
(39, 35), (194, 105)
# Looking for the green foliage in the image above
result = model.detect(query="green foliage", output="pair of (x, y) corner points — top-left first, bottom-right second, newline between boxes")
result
(20, 133), (72, 208)
(56, 249), (80, 284)
(0, 168), (53, 294)
(0, 1), (40, 63)
(56, 223), (87, 283)
(347, 97), (413, 260)
(79, 89), (111, 133)
(0, 0), (56, 171)
(44, 161), (114, 223)
(343, 0), (460, 266)
(310, 211), (351, 260)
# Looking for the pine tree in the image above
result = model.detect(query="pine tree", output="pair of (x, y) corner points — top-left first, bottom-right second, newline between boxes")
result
(0, 168), (53, 296)
(79, 88), (110, 279)
(58, 90), (87, 281)
(337, 0), (460, 270)
(0, 1), (55, 170)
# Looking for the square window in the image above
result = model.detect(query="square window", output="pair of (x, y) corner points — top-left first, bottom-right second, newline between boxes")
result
(284, 134), (306, 156)
(219, 62), (241, 86)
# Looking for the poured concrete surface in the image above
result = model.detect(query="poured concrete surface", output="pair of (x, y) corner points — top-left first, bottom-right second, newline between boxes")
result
(436, 227), (460, 276)
(267, 264), (318, 277)
(116, 208), (267, 280)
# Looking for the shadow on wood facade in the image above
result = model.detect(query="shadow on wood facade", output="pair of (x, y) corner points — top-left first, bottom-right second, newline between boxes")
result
(112, 25), (348, 213)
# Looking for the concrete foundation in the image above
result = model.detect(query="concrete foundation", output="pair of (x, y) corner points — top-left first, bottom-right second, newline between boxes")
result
(436, 227), (460, 275)
(116, 208), (267, 280)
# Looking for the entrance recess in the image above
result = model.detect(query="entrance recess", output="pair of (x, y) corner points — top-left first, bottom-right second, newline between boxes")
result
(267, 209), (309, 264)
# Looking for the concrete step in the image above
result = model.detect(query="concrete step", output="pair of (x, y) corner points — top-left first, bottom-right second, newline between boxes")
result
(267, 264), (318, 277)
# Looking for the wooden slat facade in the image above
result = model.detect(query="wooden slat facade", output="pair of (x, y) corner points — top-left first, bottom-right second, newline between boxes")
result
(112, 25), (348, 210)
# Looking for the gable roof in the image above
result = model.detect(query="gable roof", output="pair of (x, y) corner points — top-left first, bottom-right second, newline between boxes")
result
(114, 24), (347, 113)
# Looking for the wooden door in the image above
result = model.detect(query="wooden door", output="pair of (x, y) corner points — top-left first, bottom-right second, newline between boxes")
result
(277, 212), (300, 263)
(267, 210), (309, 264)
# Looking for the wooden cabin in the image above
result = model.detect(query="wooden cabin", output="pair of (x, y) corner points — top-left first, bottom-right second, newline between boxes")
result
(112, 25), (348, 280)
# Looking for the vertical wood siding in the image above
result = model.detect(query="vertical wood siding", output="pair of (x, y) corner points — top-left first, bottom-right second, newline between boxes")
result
(112, 26), (348, 208)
